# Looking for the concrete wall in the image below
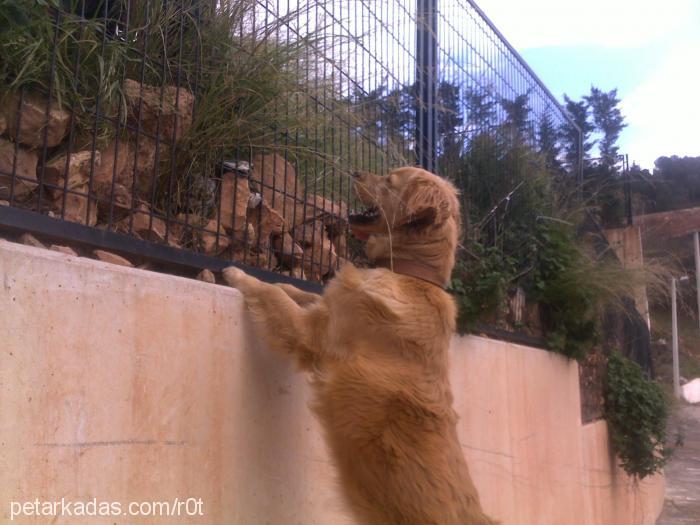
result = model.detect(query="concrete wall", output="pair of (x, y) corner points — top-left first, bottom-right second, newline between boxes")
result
(0, 240), (664, 524)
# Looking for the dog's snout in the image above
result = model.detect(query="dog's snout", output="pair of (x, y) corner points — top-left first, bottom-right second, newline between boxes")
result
(351, 171), (362, 179)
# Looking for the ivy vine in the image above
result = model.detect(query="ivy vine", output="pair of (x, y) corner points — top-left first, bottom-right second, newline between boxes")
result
(603, 352), (675, 479)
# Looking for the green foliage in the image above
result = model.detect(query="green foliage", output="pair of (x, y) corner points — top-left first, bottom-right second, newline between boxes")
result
(441, 83), (655, 360)
(632, 155), (700, 214)
(0, 1), (378, 216)
(584, 87), (626, 167)
(448, 243), (515, 330)
(603, 352), (674, 479)
(0, 0), (130, 146)
(530, 223), (598, 359)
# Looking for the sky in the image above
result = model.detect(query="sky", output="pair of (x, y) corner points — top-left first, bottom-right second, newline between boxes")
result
(476, 0), (700, 171)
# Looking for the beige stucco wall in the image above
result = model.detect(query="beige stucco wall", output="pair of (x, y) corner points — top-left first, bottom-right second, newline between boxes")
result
(0, 240), (664, 524)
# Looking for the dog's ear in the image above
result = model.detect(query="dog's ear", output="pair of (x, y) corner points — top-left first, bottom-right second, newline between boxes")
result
(397, 177), (448, 230)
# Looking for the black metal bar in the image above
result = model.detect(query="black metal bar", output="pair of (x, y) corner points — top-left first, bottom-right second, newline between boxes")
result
(624, 153), (633, 226)
(415, 0), (438, 172)
(473, 323), (548, 350)
(461, 0), (581, 137)
(0, 205), (323, 293)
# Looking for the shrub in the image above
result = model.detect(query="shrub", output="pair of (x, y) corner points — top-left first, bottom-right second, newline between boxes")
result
(529, 222), (598, 359)
(603, 352), (674, 479)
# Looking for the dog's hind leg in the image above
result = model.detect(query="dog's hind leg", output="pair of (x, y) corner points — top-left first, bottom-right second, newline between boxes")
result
(222, 267), (328, 370)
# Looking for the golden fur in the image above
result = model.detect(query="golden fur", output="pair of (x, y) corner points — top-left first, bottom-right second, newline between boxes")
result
(223, 166), (497, 525)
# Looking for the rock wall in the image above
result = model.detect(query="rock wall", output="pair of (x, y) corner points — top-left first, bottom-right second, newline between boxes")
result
(1, 86), (348, 281)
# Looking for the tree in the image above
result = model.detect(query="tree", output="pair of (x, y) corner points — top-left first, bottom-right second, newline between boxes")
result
(500, 92), (532, 145)
(649, 155), (700, 211)
(464, 86), (497, 130)
(585, 87), (626, 167)
(561, 95), (594, 172)
(436, 81), (462, 155)
(537, 111), (562, 173)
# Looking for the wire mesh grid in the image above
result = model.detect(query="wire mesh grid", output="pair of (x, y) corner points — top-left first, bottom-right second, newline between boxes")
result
(0, 0), (581, 284)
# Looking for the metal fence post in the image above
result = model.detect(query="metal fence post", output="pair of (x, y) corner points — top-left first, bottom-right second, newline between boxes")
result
(671, 277), (681, 399)
(623, 154), (632, 226)
(694, 231), (700, 331)
(415, 0), (437, 173)
(577, 132), (584, 184)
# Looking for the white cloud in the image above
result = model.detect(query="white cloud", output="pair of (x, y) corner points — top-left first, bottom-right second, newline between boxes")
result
(619, 38), (700, 169)
(475, 0), (695, 49)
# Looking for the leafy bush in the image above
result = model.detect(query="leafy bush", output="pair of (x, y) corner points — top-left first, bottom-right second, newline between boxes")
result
(449, 242), (516, 331)
(603, 352), (674, 479)
(529, 223), (598, 359)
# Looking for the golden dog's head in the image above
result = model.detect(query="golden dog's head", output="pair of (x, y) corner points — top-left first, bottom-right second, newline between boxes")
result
(348, 166), (461, 286)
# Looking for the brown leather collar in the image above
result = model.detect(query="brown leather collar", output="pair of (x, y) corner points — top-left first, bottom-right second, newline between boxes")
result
(374, 258), (445, 289)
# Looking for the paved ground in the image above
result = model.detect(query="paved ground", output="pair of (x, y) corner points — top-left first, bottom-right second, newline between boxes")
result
(656, 404), (700, 524)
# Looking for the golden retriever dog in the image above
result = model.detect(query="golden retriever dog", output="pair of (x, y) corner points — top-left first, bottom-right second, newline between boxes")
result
(223, 166), (497, 525)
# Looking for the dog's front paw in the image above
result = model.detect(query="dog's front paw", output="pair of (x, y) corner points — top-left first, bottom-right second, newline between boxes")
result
(222, 266), (247, 287)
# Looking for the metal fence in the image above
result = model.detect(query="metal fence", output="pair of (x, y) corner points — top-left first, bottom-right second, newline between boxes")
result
(0, 0), (581, 289)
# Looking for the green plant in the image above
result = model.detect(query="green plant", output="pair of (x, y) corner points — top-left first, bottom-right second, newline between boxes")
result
(449, 242), (516, 331)
(1, 0), (387, 219)
(603, 352), (674, 479)
(0, 1), (131, 146)
(529, 222), (599, 359)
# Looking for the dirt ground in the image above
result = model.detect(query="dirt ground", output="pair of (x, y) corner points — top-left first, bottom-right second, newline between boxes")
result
(656, 403), (700, 524)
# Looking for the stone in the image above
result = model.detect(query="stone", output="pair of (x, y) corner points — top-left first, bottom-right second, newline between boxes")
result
(93, 141), (132, 200)
(251, 153), (304, 226)
(20, 233), (45, 248)
(0, 139), (38, 199)
(170, 213), (230, 255)
(248, 200), (287, 249)
(272, 232), (303, 265)
(4, 91), (70, 148)
(292, 219), (324, 247)
(129, 204), (167, 243)
(283, 266), (305, 280)
(243, 222), (257, 246)
(132, 137), (158, 198)
(51, 190), (98, 226)
(123, 79), (194, 143)
(196, 269), (216, 284)
(301, 234), (338, 281)
(247, 248), (277, 270)
(43, 150), (101, 198)
(50, 244), (78, 256)
(682, 378), (700, 404)
(220, 171), (250, 235)
(93, 249), (133, 267)
(304, 194), (349, 228)
(331, 228), (349, 258)
(252, 152), (299, 200)
(248, 192), (262, 209)
(169, 213), (207, 246)
(96, 182), (133, 222)
(202, 219), (230, 255)
(222, 246), (278, 270)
